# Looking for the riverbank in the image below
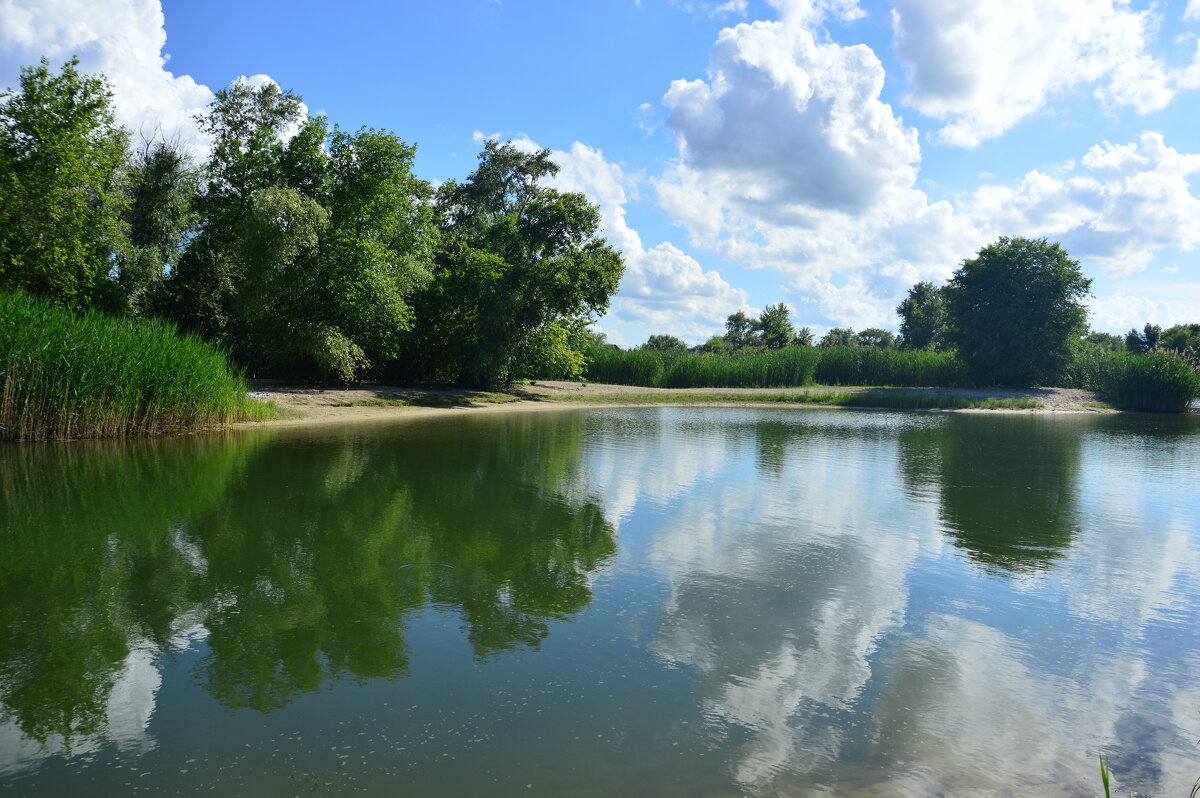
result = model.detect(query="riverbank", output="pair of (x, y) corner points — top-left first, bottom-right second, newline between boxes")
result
(236, 380), (1116, 431)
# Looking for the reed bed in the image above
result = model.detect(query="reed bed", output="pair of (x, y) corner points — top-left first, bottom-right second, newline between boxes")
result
(1063, 348), (1200, 412)
(585, 346), (962, 389)
(0, 291), (276, 440)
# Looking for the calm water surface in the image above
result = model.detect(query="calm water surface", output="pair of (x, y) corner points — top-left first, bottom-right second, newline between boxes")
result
(1, 408), (1198, 796)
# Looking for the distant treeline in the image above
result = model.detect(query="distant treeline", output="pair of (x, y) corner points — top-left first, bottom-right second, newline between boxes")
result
(0, 58), (621, 392)
(601, 237), (1200, 412)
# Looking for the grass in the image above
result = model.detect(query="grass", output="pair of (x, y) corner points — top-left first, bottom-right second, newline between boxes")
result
(544, 388), (1039, 411)
(0, 290), (276, 440)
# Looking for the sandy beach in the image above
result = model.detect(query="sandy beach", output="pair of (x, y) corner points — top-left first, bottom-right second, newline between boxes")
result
(235, 379), (1114, 431)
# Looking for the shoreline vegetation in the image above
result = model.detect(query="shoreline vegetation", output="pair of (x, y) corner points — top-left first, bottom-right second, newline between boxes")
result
(0, 291), (275, 441)
(1, 61), (1198, 441)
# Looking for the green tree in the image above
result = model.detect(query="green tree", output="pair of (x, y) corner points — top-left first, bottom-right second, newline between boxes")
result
(1160, 323), (1200, 355)
(700, 335), (730, 354)
(856, 328), (896, 349)
(0, 57), (131, 309)
(169, 79), (311, 340)
(1082, 331), (1125, 352)
(795, 326), (814, 346)
(756, 303), (795, 349)
(944, 237), (1091, 387)
(1124, 322), (1162, 354)
(818, 327), (855, 348)
(896, 281), (946, 351)
(398, 141), (623, 388)
(642, 334), (687, 351)
(116, 137), (200, 316)
(723, 310), (760, 350)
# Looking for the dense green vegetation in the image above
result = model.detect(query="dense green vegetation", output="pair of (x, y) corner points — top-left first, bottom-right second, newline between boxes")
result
(1, 57), (1197, 436)
(586, 346), (961, 389)
(0, 291), (273, 440)
(0, 58), (621, 399)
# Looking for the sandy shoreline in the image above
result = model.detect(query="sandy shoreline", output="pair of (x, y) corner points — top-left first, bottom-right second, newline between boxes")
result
(235, 380), (1114, 432)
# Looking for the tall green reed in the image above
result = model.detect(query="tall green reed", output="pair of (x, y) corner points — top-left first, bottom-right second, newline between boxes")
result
(0, 290), (275, 440)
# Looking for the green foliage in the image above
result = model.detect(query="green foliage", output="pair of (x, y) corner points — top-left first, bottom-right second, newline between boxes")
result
(814, 346), (965, 387)
(0, 57), (131, 309)
(1124, 322), (1161, 354)
(1159, 323), (1200, 355)
(855, 328), (896, 349)
(896, 281), (946, 351)
(1083, 331), (1125, 352)
(584, 345), (961, 389)
(723, 310), (760, 350)
(0, 290), (273, 440)
(584, 345), (668, 386)
(118, 138), (200, 316)
(818, 327), (856, 348)
(1064, 345), (1199, 411)
(399, 140), (623, 389)
(756, 303), (796, 349)
(700, 335), (731, 354)
(642, 334), (687, 351)
(944, 237), (1091, 387)
(662, 347), (820, 388)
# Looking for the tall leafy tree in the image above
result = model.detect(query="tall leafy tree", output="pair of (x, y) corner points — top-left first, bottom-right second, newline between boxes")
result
(169, 79), (311, 340)
(756, 303), (796, 349)
(855, 328), (896, 349)
(117, 137), (200, 315)
(896, 281), (946, 351)
(642, 334), (687, 351)
(399, 140), (623, 389)
(723, 311), (760, 350)
(1124, 322), (1162, 354)
(944, 237), (1091, 387)
(0, 58), (130, 309)
(818, 327), (855, 348)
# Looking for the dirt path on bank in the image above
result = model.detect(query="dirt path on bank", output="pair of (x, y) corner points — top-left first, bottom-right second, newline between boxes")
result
(235, 379), (1113, 432)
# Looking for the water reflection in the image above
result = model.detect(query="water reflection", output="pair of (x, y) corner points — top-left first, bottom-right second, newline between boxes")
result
(0, 414), (615, 753)
(899, 415), (1083, 573)
(2, 408), (1198, 796)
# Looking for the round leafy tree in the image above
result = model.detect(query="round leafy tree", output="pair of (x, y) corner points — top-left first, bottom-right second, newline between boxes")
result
(944, 237), (1091, 387)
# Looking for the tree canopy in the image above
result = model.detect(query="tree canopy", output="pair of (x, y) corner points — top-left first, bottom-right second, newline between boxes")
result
(0, 58), (130, 309)
(395, 141), (623, 389)
(896, 281), (946, 351)
(944, 237), (1091, 387)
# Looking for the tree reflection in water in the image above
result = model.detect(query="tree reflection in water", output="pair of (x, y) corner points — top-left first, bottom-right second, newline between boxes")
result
(0, 413), (615, 747)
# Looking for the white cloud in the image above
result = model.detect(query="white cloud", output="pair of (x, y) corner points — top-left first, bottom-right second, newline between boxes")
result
(651, 7), (981, 329)
(892, 0), (1173, 148)
(0, 0), (215, 154)
(644, 0), (1200, 331)
(967, 132), (1200, 277)
(1187, 0), (1200, 21)
(544, 140), (752, 341)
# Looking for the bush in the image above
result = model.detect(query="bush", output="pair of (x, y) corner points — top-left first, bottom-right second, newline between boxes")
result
(0, 290), (274, 440)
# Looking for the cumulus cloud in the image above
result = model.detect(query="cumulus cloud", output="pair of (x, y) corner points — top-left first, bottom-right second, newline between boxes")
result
(645, 0), (1200, 331)
(544, 140), (752, 342)
(892, 0), (1175, 148)
(967, 132), (1200, 277)
(0, 0), (216, 154)
(651, 4), (982, 328)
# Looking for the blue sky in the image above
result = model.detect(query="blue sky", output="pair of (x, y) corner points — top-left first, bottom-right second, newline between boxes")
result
(3, 0), (1200, 346)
